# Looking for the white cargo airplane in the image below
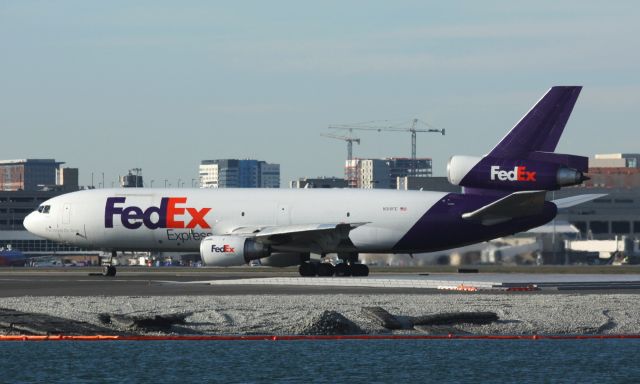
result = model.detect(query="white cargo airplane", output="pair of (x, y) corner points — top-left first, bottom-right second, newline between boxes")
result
(24, 86), (599, 277)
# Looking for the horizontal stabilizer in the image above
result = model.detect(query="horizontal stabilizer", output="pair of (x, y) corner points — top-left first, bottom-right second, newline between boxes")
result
(462, 191), (547, 225)
(552, 194), (607, 209)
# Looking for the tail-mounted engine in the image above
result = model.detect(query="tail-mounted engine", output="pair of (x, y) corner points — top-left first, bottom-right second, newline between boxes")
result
(447, 152), (589, 192)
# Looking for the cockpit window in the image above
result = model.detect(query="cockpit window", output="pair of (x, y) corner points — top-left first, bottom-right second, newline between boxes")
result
(37, 205), (51, 214)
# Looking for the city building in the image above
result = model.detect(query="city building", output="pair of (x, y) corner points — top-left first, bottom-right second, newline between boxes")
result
(0, 159), (64, 191)
(260, 162), (280, 188)
(553, 188), (640, 240)
(290, 177), (347, 189)
(388, 158), (433, 179)
(345, 157), (433, 189)
(199, 159), (280, 188)
(56, 168), (79, 191)
(345, 159), (390, 189)
(589, 153), (640, 168)
(579, 154), (640, 189)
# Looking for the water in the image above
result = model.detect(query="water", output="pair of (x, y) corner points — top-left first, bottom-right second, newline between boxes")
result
(1, 339), (639, 383)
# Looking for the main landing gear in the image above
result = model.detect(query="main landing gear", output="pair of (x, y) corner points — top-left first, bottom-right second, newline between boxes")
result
(298, 252), (369, 277)
(102, 250), (117, 277)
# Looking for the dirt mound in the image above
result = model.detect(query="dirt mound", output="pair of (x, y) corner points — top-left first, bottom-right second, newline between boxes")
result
(294, 310), (363, 335)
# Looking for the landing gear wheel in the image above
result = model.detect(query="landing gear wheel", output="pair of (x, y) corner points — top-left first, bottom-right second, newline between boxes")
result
(102, 265), (116, 277)
(317, 263), (335, 277)
(334, 263), (352, 277)
(298, 262), (317, 277)
(351, 264), (369, 277)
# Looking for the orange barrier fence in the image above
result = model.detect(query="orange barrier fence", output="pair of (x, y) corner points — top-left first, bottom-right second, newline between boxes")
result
(1, 334), (640, 341)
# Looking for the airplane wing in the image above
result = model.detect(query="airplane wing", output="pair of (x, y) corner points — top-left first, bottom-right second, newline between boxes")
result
(551, 194), (607, 209)
(228, 222), (368, 253)
(461, 191), (547, 225)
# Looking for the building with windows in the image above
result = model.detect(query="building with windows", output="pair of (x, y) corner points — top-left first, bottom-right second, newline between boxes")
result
(0, 159), (65, 191)
(553, 188), (640, 240)
(56, 167), (79, 191)
(387, 158), (433, 179)
(589, 153), (640, 168)
(553, 153), (640, 240)
(345, 157), (433, 189)
(199, 159), (280, 188)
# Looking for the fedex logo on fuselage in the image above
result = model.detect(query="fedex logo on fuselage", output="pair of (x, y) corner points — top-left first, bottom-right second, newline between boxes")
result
(105, 197), (211, 230)
(490, 166), (536, 182)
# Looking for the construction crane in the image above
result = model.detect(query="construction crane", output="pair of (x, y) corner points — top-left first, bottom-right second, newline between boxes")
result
(320, 133), (361, 162)
(328, 118), (445, 174)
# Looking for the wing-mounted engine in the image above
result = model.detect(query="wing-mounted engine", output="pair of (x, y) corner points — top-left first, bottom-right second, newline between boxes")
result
(199, 222), (366, 267)
(447, 152), (589, 192)
(199, 236), (270, 266)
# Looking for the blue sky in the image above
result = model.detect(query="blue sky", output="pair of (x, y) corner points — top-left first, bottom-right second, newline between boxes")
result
(1, 1), (638, 187)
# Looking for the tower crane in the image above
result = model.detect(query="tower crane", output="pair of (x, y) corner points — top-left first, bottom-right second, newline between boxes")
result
(328, 118), (445, 174)
(320, 133), (361, 162)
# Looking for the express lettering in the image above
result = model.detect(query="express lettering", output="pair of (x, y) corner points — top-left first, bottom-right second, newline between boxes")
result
(166, 229), (213, 241)
(105, 197), (211, 230)
(490, 166), (536, 182)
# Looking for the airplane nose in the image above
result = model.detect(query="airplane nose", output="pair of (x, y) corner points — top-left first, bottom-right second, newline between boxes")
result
(23, 212), (37, 234)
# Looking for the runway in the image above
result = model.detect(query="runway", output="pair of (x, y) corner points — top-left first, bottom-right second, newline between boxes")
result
(2, 267), (640, 296)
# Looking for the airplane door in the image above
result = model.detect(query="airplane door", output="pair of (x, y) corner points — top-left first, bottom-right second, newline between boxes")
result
(62, 203), (71, 225)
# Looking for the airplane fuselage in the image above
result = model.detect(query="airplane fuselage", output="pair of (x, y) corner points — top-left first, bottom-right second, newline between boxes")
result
(24, 187), (556, 254)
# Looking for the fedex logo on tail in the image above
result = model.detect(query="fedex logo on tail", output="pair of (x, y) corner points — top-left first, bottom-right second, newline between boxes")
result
(105, 197), (211, 230)
(490, 166), (537, 182)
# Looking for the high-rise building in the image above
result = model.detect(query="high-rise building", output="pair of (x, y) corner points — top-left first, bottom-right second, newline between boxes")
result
(345, 157), (433, 189)
(259, 162), (281, 188)
(199, 159), (280, 188)
(0, 159), (64, 191)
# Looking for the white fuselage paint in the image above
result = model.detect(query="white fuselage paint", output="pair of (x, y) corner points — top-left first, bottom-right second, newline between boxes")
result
(24, 188), (446, 253)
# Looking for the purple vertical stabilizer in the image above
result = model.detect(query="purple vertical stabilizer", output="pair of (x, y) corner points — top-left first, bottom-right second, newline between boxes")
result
(489, 86), (582, 158)
(446, 86), (589, 195)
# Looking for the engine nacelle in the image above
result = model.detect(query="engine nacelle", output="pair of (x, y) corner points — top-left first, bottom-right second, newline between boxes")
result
(447, 156), (482, 186)
(200, 236), (270, 267)
(447, 154), (589, 191)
